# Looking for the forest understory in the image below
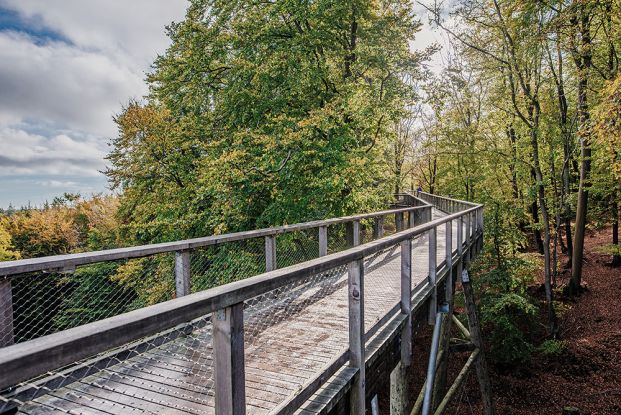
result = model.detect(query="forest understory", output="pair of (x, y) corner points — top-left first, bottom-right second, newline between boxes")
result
(449, 227), (621, 415)
(383, 226), (621, 415)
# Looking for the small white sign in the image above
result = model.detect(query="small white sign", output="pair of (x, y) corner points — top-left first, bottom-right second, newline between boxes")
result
(461, 269), (469, 283)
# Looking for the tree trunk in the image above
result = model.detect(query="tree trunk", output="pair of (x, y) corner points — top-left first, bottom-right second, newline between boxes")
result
(530, 168), (545, 255)
(569, 6), (593, 295)
(612, 198), (621, 267)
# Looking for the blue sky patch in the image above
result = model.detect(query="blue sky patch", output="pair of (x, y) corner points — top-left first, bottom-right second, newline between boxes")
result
(0, 7), (72, 45)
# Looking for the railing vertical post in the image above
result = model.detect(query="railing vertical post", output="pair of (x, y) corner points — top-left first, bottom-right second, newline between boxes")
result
(465, 212), (471, 247)
(395, 212), (404, 232)
(346, 220), (361, 247)
(400, 238), (412, 364)
(428, 226), (437, 325)
(265, 235), (277, 271)
(175, 250), (191, 297)
(319, 226), (328, 257)
(0, 278), (14, 347)
(213, 303), (246, 415)
(373, 216), (384, 239)
(348, 259), (365, 414)
(445, 220), (453, 304)
(408, 209), (416, 228)
(353, 220), (361, 246)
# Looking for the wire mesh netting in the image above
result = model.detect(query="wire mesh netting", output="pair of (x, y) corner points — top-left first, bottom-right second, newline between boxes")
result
(3, 252), (177, 346)
(244, 264), (349, 410)
(276, 228), (319, 269)
(5, 315), (215, 414)
(363, 242), (402, 333)
(190, 239), (266, 293)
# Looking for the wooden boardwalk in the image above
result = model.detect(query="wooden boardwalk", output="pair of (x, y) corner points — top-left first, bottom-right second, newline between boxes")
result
(16, 208), (461, 415)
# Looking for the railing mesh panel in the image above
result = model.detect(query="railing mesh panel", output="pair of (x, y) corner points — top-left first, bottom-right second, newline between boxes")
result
(4, 252), (176, 345)
(190, 239), (266, 293)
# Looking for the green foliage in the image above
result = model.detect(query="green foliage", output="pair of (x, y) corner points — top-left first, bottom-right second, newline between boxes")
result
(537, 339), (567, 356)
(474, 251), (539, 369)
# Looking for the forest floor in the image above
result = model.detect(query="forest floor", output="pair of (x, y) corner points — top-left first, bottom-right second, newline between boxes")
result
(390, 226), (621, 415)
(445, 226), (621, 415)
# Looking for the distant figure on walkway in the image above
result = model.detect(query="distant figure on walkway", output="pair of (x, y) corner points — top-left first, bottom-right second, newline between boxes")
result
(416, 184), (422, 196)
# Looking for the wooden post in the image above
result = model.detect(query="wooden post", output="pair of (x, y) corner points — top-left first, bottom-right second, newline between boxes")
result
(400, 238), (412, 365)
(408, 209), (416, 228)
(373, 216), (384, 239)
(461, 269), (495, 415)
(213, 303), (246, 415)
(319, 226), (328, 257)
(175, 250), (191, 297)
(353, 220), (361, 246)
(428, 226), (437, 325)
(348, 259), (365, 414)
(346, 221), (361, 247)
(0, 278), (14, 347)
(395, 212), (404, 232)
(444, 221), (453, 304)
(265, 235), (276, 271)
(390, 238), (412, 415)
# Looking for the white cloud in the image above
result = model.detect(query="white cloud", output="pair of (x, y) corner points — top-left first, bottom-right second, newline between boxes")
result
(0, 0), (186, 206)
(0, 127), (106, 176)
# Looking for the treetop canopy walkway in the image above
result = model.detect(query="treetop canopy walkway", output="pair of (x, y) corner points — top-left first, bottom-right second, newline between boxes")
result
(0, 192), (484, 415)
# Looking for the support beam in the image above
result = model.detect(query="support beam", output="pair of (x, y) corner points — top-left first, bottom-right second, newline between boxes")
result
(348, 259), (365, 415)
(318, 226), (328, 257)
(0, 279), (14, 347)
(400, 238), (412, 365)
(265, 235), (277, 272)
(213, 303), (246, 415)
(175, 250), (191, 297)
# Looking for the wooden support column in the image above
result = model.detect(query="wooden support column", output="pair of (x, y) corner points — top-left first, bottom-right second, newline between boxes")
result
(175, 250), (191, 297)
(395, 212), (404, 232)
(444, 221), (453, 304)
(461, 269), (495, 415)
(213, 303), (246, 415)
(265, 235), (276, 271)
(390, 238), (412, 415)
(428, 226), (437, 325)
(408, 209), (417, 228)
(400, 238), (412, 365)
(319, 226), (328, 257)
(348, 259), (365, 415)
(373, 216), (384, 239)
(0, 278), (14, 347)
(346, 220), (361, 247)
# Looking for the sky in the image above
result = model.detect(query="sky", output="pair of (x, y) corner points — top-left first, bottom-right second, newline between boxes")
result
(0, 0), (442, 209)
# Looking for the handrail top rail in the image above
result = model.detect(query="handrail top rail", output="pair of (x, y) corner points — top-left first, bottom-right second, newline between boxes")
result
(414, 191), (480, 208)
(0, 204), (430, 277)
(0, 201), (482, 390)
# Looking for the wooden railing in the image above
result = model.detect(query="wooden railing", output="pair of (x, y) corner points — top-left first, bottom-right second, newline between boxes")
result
(0, 193), (483, 415)
(0, 202), (431, 348)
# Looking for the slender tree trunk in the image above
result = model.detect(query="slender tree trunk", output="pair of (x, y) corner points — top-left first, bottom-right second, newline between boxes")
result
(530, 167), (545, 254)
(613, 198), (621, 267)
(569, 7), (593, 295)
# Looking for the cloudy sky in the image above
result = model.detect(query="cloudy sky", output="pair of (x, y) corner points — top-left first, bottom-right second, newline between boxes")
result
(0, 0), (441, 209)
